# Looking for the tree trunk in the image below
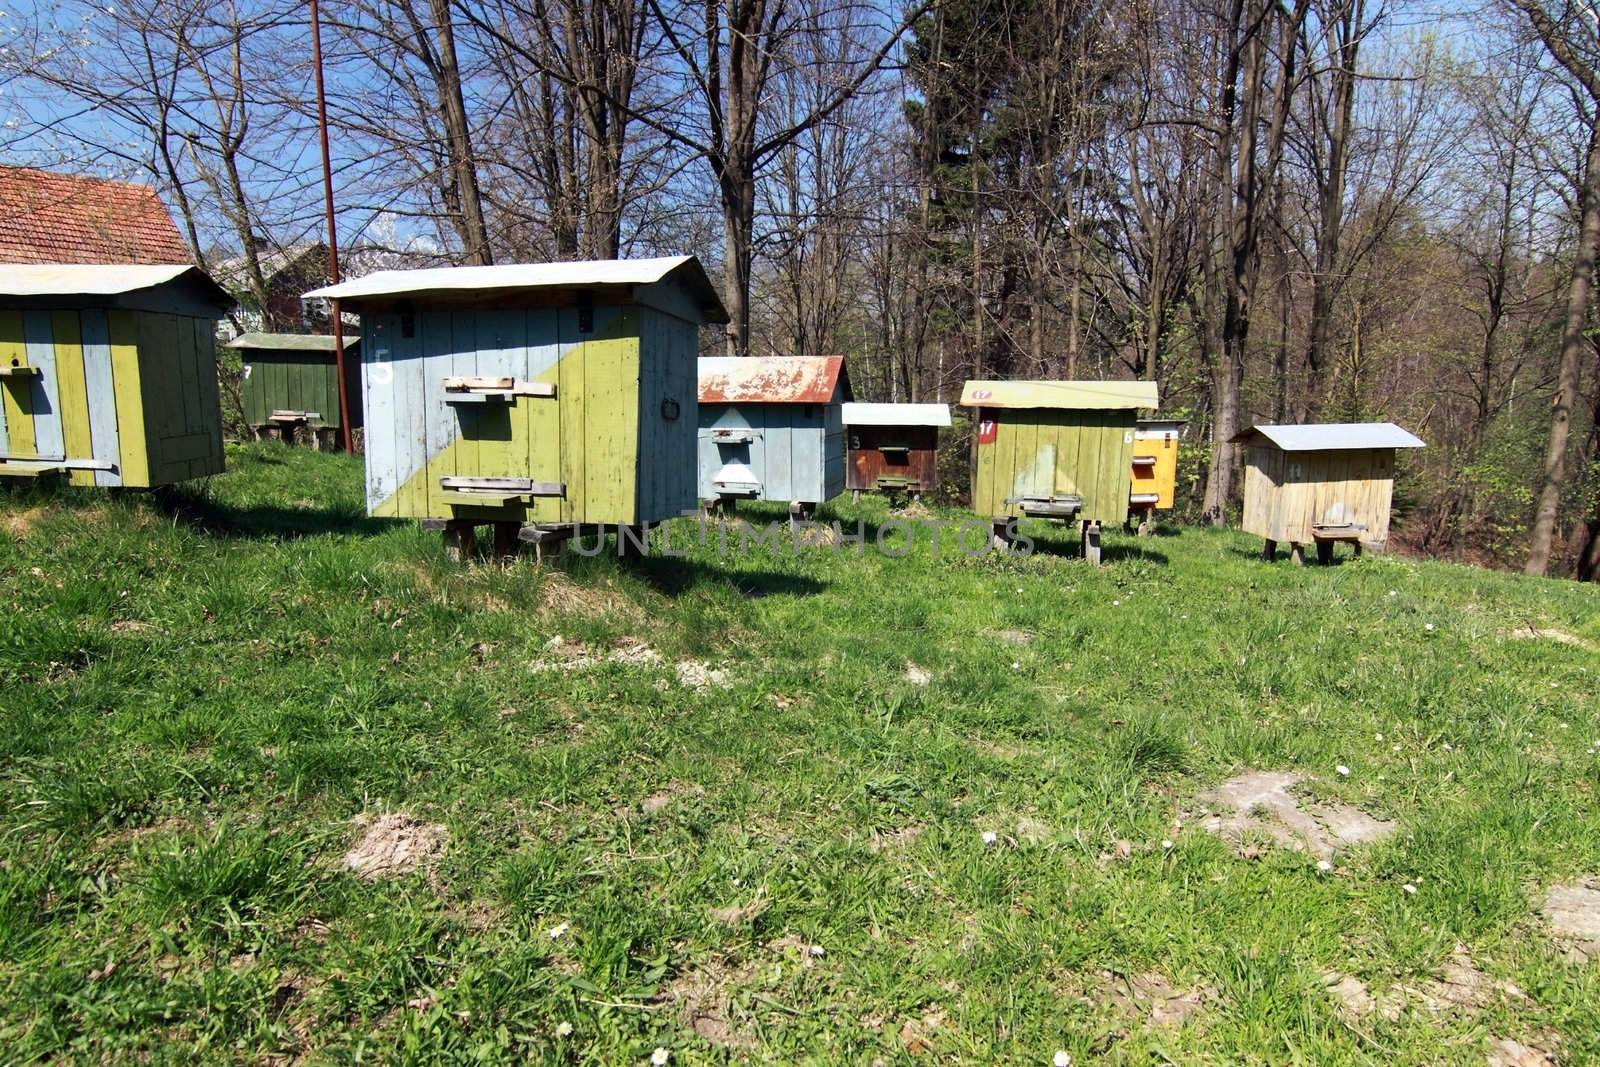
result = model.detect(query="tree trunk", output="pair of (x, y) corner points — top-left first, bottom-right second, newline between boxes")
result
(428, 0), (493, 264)
(721, 170), (755, 356)
(1524, 121), (1600, 576)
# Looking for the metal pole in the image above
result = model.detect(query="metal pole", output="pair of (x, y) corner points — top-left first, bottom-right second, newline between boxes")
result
(311, 0), (354, 453)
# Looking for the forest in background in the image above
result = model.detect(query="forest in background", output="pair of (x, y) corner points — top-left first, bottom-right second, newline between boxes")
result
(1, 0), (1596, 580)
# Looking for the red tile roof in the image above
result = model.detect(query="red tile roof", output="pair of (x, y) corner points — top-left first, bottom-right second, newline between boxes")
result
(0, 167), (192, 265)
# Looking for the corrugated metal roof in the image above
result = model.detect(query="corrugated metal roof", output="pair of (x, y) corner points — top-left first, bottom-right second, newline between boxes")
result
(842, 402), (951, 427)
(0, 263), (229, 303)
(959, 379), (1159, 410)
(304, 255), (727, 322)
(699, 356), (848, 404)
(226, 331), (359, 352)
(1230, 422), (1425, 451)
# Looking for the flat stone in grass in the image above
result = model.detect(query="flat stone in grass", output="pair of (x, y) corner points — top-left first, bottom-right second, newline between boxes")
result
(343, 813), (447, 880)
(1541, 881), (1600, 961)
(1196, 770), (1394, 860)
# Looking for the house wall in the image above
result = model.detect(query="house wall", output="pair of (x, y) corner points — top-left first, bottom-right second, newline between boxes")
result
(846, 424), (940, 492)
(1242, 445), (1397, 544)
(0, 305), (220, 487)
(636, 307), (700, 523)
(360, 303), (664, 525)
(972, 407), (1136, 523)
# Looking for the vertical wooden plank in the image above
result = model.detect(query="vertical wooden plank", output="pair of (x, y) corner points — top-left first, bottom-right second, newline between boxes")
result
(77, 310), (121, 486)
(107, 310), (148, 486)
(527, 308), (562, 524)
(558, 308), (586, 523)
(0, 310), (32, 457)
(395, 311), (432, 516)
(50, 311), (93, 485)
(973, 407), (997, 516)
(193, 318), (223, 471)
(635, 308), (659, 520)
(362, 315), (398, 513)
(766, 405), (794, 501)
(171, 313), (199, 435)
(23, 311), (63, 461)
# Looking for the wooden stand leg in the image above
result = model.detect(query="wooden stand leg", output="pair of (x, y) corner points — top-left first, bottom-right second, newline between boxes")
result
(1317, 540), (1334, 565)
(852, 489), (860, 504)
(442, 520), (477, 563)
(1290, 543), (1306, 566)
(308, 427), (322, 452)
(991, 518), (1011, 551)
(1261, 538), (1277, 562)
(1352, 541), (1363, 558)
(492, 521), (520, 562)
(1084, 520), (1103, 566)
(1137, 506), (1152, 537)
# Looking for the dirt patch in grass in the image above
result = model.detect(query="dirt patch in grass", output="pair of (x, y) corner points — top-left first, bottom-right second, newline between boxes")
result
(343, 813), (447, 880)
(674, 660), (731, 691)
(1541, 880), (1600, 961)
(708, 893), (769, 927)
(898, 1006), (951, 1054)
(992, 628), (1034, 646)
(109, 619), (155, 635)
(538, 572), (644, 622)
(532, 635), (662, 673)
(1195, 770), (1394, 860)
(1085, 970), (1217, 1028)
(1506, 624), (1596, 651)
(870, 823), (925, 854)
(1487, 1035), (1559, 1067)
(661, 956), (760, 1050)
(1, 506), (47, 540)
(1325, 947), (1525, 1022)
(638, 780), (706, 817)
(903, 662), (932, 686)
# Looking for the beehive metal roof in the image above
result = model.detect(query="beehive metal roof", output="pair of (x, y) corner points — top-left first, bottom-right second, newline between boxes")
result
(0, 263), (230, 305)
(226, 331), (359, 352)
(959, 379), (1159, 410)
(305, 255), (727, 321)
(842, 402), (951, 427)
(1230, 422), (1425, 451)
(699, 356), (849, 404)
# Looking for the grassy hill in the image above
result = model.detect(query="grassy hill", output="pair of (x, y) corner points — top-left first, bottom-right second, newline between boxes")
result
(2, 443), (1597, 1063)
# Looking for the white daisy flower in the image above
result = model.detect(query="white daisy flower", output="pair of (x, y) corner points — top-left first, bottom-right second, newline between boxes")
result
(651, 1048), (671, 1066)
(1317, 860), (1333, 873)
(1336, 765), (1351, 777)
(555, 1021), (573, 1037)
(547, 922), (569, 940)
(1054, 1052), (1073, 1067)
(1161, 839), (1174, 851)
(982, 831), (998, 846)
(1402, 883), (1418, 895)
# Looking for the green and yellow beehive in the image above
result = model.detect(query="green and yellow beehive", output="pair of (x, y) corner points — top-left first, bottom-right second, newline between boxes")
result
(305, 256), (726, 529)
(961, 379), (1159, 560)
(0, 264), (231, 487)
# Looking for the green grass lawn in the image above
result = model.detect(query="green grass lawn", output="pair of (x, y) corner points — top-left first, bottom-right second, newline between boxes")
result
(2, 442), (1598, 1064)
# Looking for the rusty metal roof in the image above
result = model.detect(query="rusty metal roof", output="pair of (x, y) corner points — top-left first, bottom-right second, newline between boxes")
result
(699, 356), (850, 404)
(959, 379), (1158, 410)
(1230, 423), (1425, 451)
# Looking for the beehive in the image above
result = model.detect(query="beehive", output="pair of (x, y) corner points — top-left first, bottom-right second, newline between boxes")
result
(306, 256), (726, 530)
(961, 379), (1159, 526)
(1128, 418), (1185, 531)
(228, 332), (363, 450)
(697, 356), (851, 510)
(1232, 422), (1425, 562)
(842, 402), (950, 499)
(0, 264), (230, 487)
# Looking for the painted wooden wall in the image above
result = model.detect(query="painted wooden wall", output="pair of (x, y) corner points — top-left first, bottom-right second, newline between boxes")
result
(972, 408), (1136, 523)
(847, 425), (939, 492)
(1241, 446), (1397, 545)
(697, 400), (846, 504)
(0, 307), (222, 487)
(359, 303), (697, 526)
(1130, 428), (1180, 509)
(241, 348), (363, 430)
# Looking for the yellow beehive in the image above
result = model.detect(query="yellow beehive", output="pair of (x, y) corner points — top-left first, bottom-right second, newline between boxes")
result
(1128, 419), (1184, 531)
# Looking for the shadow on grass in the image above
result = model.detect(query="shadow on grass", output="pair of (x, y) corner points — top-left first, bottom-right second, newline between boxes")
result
(1224, 543), (1357, 566)
(628, 554), (828, 599)
(154, 485), (402, 540)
